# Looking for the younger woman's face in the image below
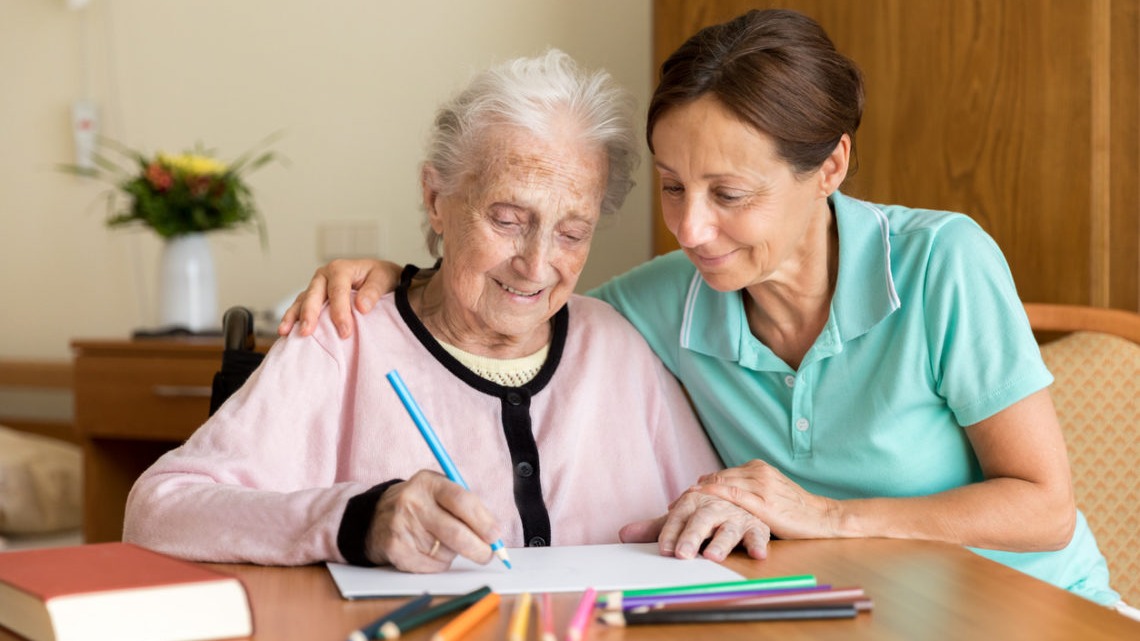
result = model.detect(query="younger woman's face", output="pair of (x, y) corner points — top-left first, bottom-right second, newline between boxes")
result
(651, 95), (835, 292)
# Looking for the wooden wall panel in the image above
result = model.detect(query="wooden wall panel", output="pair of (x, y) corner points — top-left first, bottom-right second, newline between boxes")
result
(652, 0), (1139, 310)
(1110, 0), (1140, 309)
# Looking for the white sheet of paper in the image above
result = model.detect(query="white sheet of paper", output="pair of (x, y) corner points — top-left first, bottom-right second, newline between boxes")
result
(327, 543), (744, 598)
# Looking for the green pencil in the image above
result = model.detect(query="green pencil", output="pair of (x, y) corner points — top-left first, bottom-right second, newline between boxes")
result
(598, 575), (816, 609)
(378, 586), (492, 639)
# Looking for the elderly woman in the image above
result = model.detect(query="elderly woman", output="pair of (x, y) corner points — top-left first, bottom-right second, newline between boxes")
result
(123, 49), (721, 572)
(283, 10), (1128, 610)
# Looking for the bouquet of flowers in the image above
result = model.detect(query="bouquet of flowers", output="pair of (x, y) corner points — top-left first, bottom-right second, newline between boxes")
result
(64, 135), (281, 246)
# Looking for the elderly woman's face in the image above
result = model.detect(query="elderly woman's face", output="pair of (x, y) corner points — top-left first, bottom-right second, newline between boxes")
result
(425, 124), (607, 341)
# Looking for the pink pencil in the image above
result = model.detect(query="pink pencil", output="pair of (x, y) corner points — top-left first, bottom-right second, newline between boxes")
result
(566, 587), (597, 641)
(539, 593), (556, 641)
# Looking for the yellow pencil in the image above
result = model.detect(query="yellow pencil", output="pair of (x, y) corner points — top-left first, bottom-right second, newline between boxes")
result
(508, 592), (533, 641)
(429, 592), (500, 641)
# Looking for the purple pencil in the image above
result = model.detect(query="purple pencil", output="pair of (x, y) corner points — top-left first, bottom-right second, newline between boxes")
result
(630, 586), (869, 614)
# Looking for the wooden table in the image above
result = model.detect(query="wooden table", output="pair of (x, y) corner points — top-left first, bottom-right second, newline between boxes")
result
(29, 539), (1121, 641)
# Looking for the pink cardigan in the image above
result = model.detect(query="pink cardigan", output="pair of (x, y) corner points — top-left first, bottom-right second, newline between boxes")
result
(123, 293), (721, 565)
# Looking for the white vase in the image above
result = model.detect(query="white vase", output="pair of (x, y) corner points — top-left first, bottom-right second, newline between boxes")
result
(159, 233), (218, 331)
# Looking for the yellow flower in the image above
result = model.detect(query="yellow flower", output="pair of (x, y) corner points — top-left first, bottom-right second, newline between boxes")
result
(157, 152), (228, 176)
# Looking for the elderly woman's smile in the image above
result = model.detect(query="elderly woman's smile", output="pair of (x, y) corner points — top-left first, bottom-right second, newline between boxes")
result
(495, 279), (542, 298)
(414, 123), (608, 359)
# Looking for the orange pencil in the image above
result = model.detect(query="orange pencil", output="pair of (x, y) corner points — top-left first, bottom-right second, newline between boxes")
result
(430, 592), (501, 641)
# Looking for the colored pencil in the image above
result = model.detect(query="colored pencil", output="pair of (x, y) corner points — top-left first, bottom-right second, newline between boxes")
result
(630, 587), (869, 613)
(386, 370), (511, 569)
(600, 604), (860, 626)
(538, 593), (556, 641)
(566, 587), (597, 641)
(598, 575), (816, 609)
(430, 591), (500, 641)
(508, 592), (533, 641)
(346, 593), (432, 641)
(613, 585), (834, 611)
(378, 585), (492, 639)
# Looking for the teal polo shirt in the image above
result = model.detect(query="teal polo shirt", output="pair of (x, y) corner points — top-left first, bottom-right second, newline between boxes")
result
(590, 190), (1117, 605)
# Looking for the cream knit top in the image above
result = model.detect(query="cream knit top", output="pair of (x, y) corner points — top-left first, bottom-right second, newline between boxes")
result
(437, 341), (549, 387)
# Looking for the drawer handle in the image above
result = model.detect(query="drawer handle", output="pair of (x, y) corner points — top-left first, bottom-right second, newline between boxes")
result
(152, 385), (212, 398)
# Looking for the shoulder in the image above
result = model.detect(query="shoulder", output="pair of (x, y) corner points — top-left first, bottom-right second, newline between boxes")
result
(565, 295), (663, 355)
(566, 294), (641, 335)
(624, 250), (697, 286)
(590, 250), (695, 299)
(839, 194), (1003, 266)
(846, 196), (983, 241)
(588, 250), (697, 324)
(287, 292), (401, 358)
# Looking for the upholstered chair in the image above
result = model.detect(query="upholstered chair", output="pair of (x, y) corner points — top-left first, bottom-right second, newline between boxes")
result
(1026, 303), (1140, 605)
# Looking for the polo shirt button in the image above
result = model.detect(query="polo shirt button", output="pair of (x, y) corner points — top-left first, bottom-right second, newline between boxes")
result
(516, 461), (534, 478)
(507, 392), (523, 406)
(795, 418), (810, 431)
(784, 375), (796, 388)
(528, 536), (547, 547)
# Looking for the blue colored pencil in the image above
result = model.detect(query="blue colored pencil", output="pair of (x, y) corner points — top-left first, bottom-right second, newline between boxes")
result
(386, 370), (512, 569)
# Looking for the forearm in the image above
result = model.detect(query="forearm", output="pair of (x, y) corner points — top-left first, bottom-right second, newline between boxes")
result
(829, 477), (1076, 552)
(124, 472), (372, 565)
(834, 390), (1080, 552)
(701, 392), (1078, 553)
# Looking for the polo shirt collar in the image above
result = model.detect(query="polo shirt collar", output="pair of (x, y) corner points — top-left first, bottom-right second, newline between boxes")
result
(679, 190), (900, 368)
(830, 191), (901, 341)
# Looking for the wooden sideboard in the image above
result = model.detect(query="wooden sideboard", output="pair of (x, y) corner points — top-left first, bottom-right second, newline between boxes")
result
(71, 338), (270, 543)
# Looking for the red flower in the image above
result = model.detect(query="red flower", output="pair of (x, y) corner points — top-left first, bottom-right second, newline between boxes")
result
(187, 175), (214, 197)
(145, 163), (173, 191)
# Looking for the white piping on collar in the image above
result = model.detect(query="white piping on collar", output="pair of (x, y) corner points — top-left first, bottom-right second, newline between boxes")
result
(680, 269), (703, 349)
(851, 198), (901, 310)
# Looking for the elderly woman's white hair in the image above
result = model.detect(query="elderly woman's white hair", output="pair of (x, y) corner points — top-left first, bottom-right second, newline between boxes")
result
(423, 48), (639, 257)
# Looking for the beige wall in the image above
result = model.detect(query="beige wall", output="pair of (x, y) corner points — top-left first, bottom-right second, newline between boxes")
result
(0, 0), (652, 360)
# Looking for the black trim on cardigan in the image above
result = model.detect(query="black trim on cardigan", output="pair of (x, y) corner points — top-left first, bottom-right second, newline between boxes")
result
(393, 263), (561, 546)
(337, 478), (404, 566)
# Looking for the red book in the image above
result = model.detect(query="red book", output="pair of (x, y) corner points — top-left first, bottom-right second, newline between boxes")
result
(0, 542), (252, 641)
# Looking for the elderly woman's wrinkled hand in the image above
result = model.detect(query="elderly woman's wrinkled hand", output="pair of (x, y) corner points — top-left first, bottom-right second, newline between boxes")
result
(654, 490), (772, 562)
(277, 259), (401, 339)
(692, 460), (842, 541)
(364, 470), (502, 573)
